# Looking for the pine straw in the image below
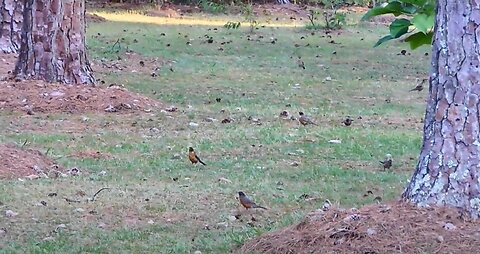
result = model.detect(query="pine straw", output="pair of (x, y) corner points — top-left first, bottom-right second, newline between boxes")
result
(239, 201), (480, 254)
(0, 80), (162, 114)
(0, 143), (62, 178)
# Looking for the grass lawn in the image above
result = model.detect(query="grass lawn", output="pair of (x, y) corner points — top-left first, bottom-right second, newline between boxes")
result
(0, 9), (430, 254)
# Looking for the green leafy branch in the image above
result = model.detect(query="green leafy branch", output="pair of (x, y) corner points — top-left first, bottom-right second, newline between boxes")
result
(362, 0), (435, 49)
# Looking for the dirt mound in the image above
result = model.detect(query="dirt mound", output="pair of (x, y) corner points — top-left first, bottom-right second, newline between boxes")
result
(0, 52), (162, 114)
(240, 202), (480, 254)
(86, 13), (107, 23)
(0, 143), (61, 179)
(0, 80), (161, 114)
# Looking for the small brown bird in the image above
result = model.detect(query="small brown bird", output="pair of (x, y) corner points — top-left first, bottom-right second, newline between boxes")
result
(409, 78), (427, 92)
(342, 116), (353, 126)
(379, 154), (392, 170)
(188, 147), (206, 165)
(297, 58), (305, 69)
(298, 112), (317, 126)
(238, 191), (267, 210)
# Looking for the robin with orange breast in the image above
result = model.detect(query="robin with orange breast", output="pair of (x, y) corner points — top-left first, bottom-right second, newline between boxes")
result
(188, 147), (206, 165)
(238, 191), (267, 210)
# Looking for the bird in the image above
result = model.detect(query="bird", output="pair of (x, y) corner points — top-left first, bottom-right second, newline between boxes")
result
(342, 116), (353, 126)
(297, 58), (305, 69)
(298, 112), (317, 126)
(238, 191), (267, 210)
(379, 154), (392, 170)
(409, 78), (427, 92)
(188, 147), (206, 165)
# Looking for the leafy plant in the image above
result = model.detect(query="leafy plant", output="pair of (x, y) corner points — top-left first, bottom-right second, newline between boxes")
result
(306, 9), (322, 30)
(242, 1), (258, 33)
(362, 0), (435, 49)
(198, 0), (226, 14)
(224, 21), (241, 29)
(324, 10), (347, 29)
(306, 5), (347, 30)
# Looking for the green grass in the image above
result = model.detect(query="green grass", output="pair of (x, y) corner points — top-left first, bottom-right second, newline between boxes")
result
(0, 11), (429, 254)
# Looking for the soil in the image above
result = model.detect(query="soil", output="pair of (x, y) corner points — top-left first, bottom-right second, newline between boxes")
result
(0, 143), (62, 179)
(239, 201), (480, 254)
(0, 52), (162, 114)
(86, 13), (107, 23)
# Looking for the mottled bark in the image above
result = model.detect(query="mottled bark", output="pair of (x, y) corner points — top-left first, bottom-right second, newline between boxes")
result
(15, 0), (95, 85)
(403, 1), (480, 218)
(0, 0), (22, 53)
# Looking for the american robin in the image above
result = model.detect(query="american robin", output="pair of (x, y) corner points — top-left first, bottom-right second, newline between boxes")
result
(298, 112), (317, 126)
(238, 191), (267, 210)
(379, 154), (392, 170)
(188, 147), (206, 165)
(342, 116), (353, 126)
(409, 78), (427, 92)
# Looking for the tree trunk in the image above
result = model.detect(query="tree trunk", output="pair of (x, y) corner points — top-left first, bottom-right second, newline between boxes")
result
(14, 0), (95, 85)
(0, 0), (22, 53)
(402, 1), (480, 218)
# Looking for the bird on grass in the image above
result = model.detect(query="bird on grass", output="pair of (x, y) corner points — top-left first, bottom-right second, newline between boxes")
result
(298, 112), (318, 126)
(379, 154), (392, 170)
(238, 191), (267, 210)
(342, 116), (353, 126)
(409, 78), (427, 92)
(188, 147), (206, 166)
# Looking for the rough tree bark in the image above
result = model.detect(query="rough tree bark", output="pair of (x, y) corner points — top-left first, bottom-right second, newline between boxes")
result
(0, 0), (22, 53)
(15, 0), (95, 85)
(402, 1), (480, 218)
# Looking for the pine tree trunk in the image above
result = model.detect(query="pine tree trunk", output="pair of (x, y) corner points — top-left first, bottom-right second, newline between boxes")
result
(402, 1), (480, 218)
(14, 0), (95, 85)
(0, 0), (22, 53)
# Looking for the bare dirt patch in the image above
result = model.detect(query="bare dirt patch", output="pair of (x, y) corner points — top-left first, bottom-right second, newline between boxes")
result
(86, 13), (107, 23)
(0, 52), (163, 114)
(0, 80), (161, 114)
(93, 51), (173, 78)
(71, 150), (111, 160)
(0, 143), (61, 179)
(240, 202), (480, 254)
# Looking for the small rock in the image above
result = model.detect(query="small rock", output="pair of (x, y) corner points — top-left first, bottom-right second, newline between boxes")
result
(328, 139), (342, 144)
(5, 210), (18, 217)
(325, 76), (332, 81)
(215, 222), (228, 229)
(81, 117), (90, 122)
(171, 154), (181, 160)
(0, 228), (6, 236)
(444, 222), (456, 231)
(55, 224), (66, 232)
(50, 91), (65, 97)
(97, 222), (107, 229)
(104, 105), (117, 112)
(322, 200), (331, 211)
(290, 161), (300, 167)
(147, 219), (154, 225)
(205, 117), (218, 122)
(366, 228), (377, 236)
(150, 127), (160, 133)
(189, 122), (199, 128)
(43, 236), (55, 241)
(436, 235), (444, 243)
(74, 208), (85, 213)
(228, 215), (237, 222)
(194, 251), (202, 254)
(25, 174), (40, 180)
(218, 177), (232, 183)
